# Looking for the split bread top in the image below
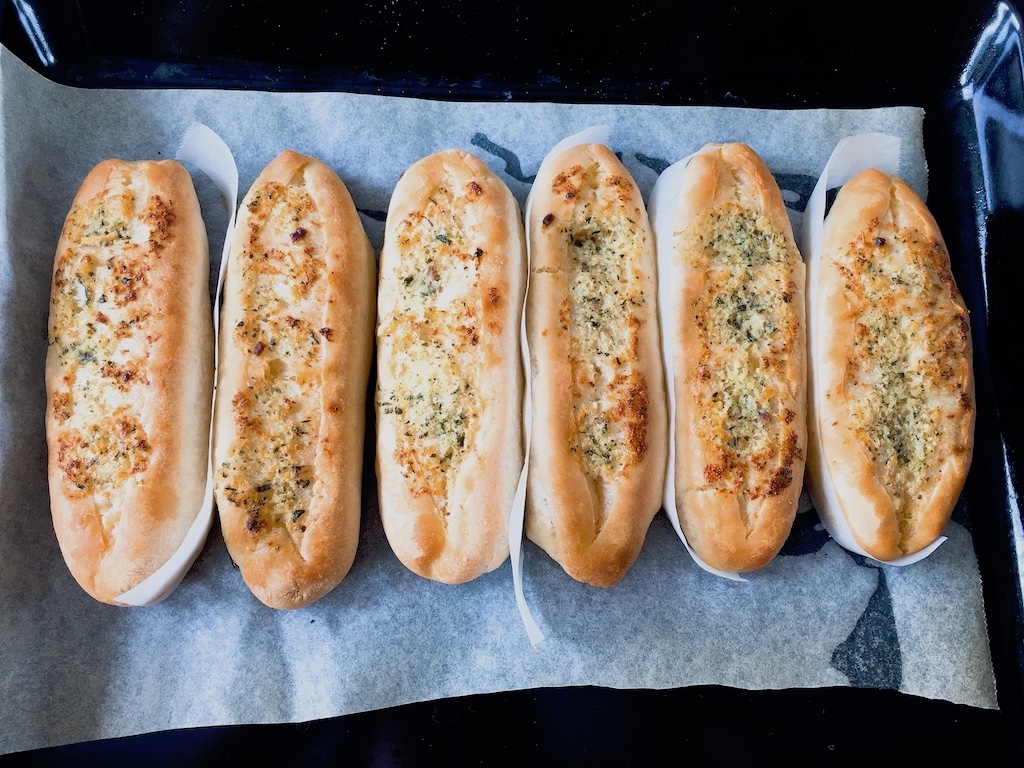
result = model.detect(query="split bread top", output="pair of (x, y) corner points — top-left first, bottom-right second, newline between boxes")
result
(669, 142), (807, 573)
(526, 142), (668, 587)
(46, 159), (213, 604)
(376, 149), (526, 584)
(214, 150), (376, 609)
(808, 168), (975, 561)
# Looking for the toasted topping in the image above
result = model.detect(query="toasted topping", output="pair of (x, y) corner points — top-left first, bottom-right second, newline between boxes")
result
(56, 408), (151, 495)
(48, 171), (173, 511)
(550, 162), (650, 482)
(378, 178), (493, 512)
(218, 178), (327, 545)
(835, 218), (972, 545)
(681, 204), (802, 506)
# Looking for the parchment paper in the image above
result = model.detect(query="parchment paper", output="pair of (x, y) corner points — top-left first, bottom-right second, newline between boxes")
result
(0, 45), (997, 755)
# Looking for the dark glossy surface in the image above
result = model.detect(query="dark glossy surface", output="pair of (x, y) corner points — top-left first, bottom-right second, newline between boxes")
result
(0, 0), (980, 105)
(2, 0), (1022, 764)
(927, 1), (1024, 746)
(0, 687), (1016, 766)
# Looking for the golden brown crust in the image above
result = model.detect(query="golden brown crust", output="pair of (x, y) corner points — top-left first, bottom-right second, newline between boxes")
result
(525, 143), (668, 587)
(213, 150), (376, 609)
(45, 158), (213, 604)
(376, 149), (525, 584)
(671, 142), (806, 572)
(809, 168), (974, 560)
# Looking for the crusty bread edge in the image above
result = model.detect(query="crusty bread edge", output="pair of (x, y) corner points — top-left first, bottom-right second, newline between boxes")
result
(45, 159), (213, 604)
(213, 149), (376, 609)
(671, 142), (806, 573)
(375, 149), (525, 584)
(525, 142), (668, 587)
(808, 168), (975, 560)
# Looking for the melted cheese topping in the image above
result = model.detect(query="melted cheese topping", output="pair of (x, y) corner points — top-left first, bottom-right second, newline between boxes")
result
(378, 181), (488, 513)
(836, 219), (972, 541)
(544, 163), (650, 484)
(49, 168), (173, 522)
(682, 204), (801, 505)
(217, 180), (327, 546)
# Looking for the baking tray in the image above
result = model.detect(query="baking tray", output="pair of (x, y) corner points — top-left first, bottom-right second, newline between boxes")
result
(1, 0), (1021, 763)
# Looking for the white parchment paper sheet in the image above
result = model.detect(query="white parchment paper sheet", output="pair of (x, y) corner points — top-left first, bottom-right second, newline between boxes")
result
(0, 46), (996, 754)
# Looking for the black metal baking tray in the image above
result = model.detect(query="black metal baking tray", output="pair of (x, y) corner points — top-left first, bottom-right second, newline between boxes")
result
(2, 0), (1022, 764)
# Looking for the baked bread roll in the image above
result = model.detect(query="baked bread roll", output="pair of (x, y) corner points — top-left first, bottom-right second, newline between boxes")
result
(376, 149), (525, 584)
(526, 142), (667, 587)
(670, 142), (806, 572)
(808, 168), (974, 560)
(213, 150), (375, 609)
(45, 158), (213, 604)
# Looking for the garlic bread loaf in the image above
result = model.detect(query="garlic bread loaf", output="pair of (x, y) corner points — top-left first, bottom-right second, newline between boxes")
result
(45, 158), (213, 604)
(213, 150), (375, 609)
(376, 149), (525, 584)
(670, 142), (806, 572)
(526, 142), (667, 587)
(808, 168), (974, 560)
